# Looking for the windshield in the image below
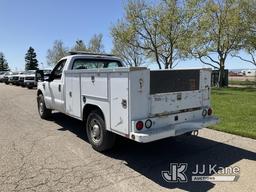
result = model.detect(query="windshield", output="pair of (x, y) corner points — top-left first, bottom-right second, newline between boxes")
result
(26, 70), (36, 75)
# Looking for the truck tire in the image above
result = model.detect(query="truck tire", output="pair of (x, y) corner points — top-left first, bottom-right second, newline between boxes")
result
(86, 110), (116, 152)
(37, 94), (51, 119)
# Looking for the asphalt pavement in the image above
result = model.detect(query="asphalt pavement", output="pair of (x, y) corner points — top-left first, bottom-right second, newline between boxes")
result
(0, 84), (255, 192)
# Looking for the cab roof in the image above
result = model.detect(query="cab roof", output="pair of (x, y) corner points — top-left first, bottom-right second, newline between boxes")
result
(62, 51), (123, 63)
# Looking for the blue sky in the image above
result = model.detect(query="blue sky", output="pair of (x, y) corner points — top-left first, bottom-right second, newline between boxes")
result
(0, 0), (255, 71)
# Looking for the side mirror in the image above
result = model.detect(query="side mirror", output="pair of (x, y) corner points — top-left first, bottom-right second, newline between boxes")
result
(44, 73), (52, 81)
(35, 70), (44, 82)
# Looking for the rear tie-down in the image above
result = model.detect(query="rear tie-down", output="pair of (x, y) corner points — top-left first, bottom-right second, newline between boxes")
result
(191, 130), (199, 136)
(184, 130), (199, 136)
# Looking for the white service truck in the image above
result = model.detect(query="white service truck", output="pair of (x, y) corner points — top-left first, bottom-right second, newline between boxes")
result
(36, 52), (218, 151)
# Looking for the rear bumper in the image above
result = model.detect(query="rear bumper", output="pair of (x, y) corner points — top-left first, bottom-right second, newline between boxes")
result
(130, 116), (219, 143)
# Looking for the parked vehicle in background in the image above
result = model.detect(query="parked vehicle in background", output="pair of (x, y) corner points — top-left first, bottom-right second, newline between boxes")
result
(11, 72), (24, 86)
(18, 73), (26, 87)
(8, 72), (19, 85)
(24, 70), (36, 89)
(3, 71), (13, 84)
(36, 52), (218, 152)
(0, 71), (8, 82)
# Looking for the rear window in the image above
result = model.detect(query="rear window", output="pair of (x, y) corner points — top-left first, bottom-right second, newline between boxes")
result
(72, 59), (122, 70)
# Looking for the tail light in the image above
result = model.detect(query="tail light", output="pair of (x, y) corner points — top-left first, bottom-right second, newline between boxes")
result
(136, 121), (144, 130)
(208, 108), (213, 116)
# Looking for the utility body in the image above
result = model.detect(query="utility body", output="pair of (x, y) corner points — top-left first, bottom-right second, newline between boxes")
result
(37, 52), (218, 151)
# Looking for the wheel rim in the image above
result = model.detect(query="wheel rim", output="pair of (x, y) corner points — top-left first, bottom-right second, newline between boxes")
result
(89, 118), (101, 143)
(39, 100), (44, 115)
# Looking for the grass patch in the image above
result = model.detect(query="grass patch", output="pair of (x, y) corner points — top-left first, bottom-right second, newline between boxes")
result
(210, 87), (256, 139)
(229, 80), (256, 86)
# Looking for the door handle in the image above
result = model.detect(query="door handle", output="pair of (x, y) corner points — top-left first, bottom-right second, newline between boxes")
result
(58, 84), (61, 92)
(69, 91), (72, 97)
(91, 76), (95, 83)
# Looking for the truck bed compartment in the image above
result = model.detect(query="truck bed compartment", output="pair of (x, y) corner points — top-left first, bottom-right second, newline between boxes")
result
(150, 70), (200, 94)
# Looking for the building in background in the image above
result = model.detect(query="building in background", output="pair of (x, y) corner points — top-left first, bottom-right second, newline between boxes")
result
(240, 69), (256, 77)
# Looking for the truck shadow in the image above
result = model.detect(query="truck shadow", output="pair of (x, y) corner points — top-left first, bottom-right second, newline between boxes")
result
(52, 112), (256, 192)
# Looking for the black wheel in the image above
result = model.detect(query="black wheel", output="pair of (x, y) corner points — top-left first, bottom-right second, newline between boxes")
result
(86, 110), (115, 152)
(37, 94), (51, 119)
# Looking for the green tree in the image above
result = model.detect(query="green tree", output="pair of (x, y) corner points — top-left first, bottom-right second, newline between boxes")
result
(25, 47), (39, 70)
(111, 21), (144, 66)
(189, 0), (246, 87)
(47, 40), (69, 65)
(0, 52), (9, 71)
(231, 0), (256, 66)
(112, 0), (197, 69)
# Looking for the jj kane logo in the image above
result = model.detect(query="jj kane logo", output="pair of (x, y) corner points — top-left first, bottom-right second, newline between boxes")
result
(162, 163), (188, 183)
(162, 163), (240, 182)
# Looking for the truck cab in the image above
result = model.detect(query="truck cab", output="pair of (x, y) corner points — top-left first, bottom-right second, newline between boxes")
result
(37, 52), (218, 152)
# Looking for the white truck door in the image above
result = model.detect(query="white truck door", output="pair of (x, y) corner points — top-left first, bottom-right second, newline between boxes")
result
(65, 72), (81, 118)
(48, 60), (66, 113)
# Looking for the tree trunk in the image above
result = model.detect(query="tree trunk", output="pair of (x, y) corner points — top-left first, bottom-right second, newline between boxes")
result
(218, 58), (225, 87)
(164, 54), (173, 69)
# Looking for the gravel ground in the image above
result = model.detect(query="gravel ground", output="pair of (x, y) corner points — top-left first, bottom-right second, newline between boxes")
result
(0, 84), (255, 192)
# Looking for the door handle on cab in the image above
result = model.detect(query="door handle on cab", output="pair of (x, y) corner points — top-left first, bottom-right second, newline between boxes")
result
(58, 84), (61, 92)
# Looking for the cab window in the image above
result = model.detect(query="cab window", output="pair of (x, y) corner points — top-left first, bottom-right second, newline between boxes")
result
(72, 59), (122, 70)
(51, 59), (66, 79)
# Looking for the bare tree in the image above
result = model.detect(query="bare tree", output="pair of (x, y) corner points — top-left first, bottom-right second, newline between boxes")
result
(87, 34), (104, 53)
(111, 21), (144, 67)
(71, 40), (87, 51)
(112, 0), (197, 69)
(47, 40), (69, 65)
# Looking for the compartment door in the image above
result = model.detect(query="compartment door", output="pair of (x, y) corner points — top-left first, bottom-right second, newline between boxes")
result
(110, 73), (129, 135)
(65, 74), (73, 115)
(65, 73), (81, 118)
